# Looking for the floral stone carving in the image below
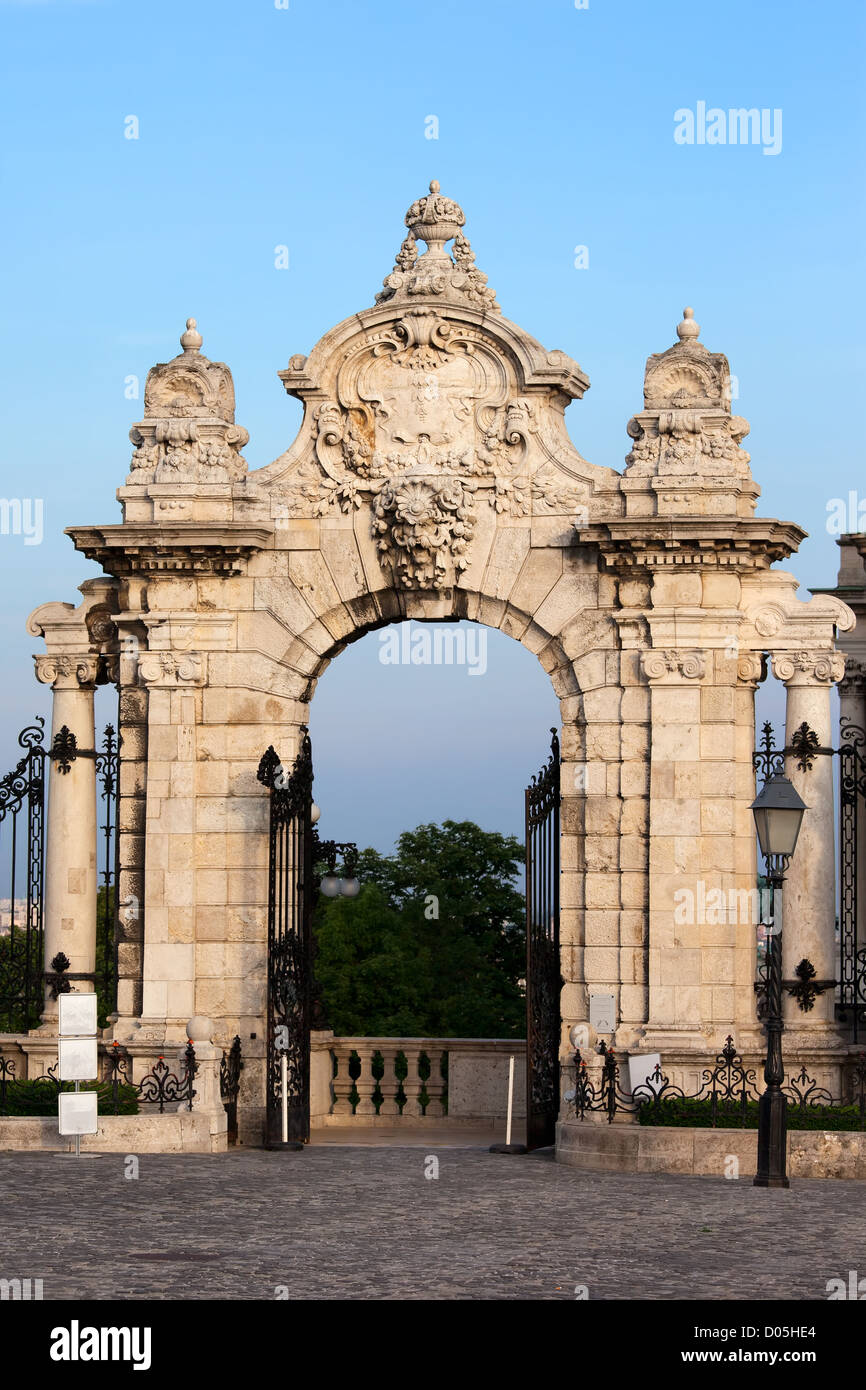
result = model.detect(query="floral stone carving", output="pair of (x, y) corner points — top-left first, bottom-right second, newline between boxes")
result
(372, 478), (477, 590)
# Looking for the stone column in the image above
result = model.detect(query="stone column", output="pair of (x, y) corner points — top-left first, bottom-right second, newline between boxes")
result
(772, 650), (846, 1029)
(35, 653), (100, 1023)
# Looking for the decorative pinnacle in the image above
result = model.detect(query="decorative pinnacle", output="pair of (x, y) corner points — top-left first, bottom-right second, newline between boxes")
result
(676, 306), (701, 342)
(405, 180), (465, 253)
(180, 316), (203, 353)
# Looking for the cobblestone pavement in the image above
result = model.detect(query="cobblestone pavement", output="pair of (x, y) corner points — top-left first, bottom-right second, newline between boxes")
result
(1, 1146), (863, 1301)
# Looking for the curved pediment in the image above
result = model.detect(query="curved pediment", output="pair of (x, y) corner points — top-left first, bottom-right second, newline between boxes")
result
(246, 183), (621, 589)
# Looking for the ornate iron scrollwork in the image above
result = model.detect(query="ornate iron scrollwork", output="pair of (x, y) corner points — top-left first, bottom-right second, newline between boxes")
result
(260, 727), (315, 1146)
(525, 727), (561, 1150)
(782, 957), (835, 1013)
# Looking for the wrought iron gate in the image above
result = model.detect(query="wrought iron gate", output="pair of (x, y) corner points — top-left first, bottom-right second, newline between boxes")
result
(257, 730), (315, 1145)
(525, 728), (562, 1150)
(0, 717), (121, 1032)
(839, 718), (866, 1037)
(754, 718), (866, 1040)
(0, 720), (46, 1033)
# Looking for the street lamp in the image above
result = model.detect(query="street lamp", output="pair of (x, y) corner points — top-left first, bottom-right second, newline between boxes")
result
(750, 773), (808, 1189)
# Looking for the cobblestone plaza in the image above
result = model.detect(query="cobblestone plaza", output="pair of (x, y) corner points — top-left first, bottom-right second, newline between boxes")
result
(3, 1146), (863, 1302)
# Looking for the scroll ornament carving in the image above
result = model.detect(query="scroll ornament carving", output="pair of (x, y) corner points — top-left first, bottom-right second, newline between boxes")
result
(839, 656), (866, 693)
(137, 652), (205, 687)
(736, 652), (765, 687)
(128, 320), (249, 484)
(640, 649), (707, 682)
(273, 321), (590, 587)
(34, 654), (100, 688)
(772, 650), (847, 685)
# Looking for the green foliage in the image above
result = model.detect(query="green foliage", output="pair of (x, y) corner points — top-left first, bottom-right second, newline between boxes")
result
(0, 884), (116, 1032)
(95, 884), (115, 1029)
(0, 1080), (138, 1117)
(0, 927), (43, 1034)
(314, 820), (526, 1038)
(637, 1097), (864, 1131)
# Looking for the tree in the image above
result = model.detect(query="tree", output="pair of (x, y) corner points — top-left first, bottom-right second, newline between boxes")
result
(313, 820), (526, 1038)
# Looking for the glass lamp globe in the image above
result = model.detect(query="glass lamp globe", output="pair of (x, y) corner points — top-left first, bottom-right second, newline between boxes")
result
(320, 874), (341, 897)
(340, 876), (361, 898)
(310, 803), (321, 824)
(750, 774), (807, 861)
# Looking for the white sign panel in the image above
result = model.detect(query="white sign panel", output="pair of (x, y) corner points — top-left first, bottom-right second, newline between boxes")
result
(59, 1037), (99, 1082)
(589, 992), (615, 1035)
(628, 1052), (662, 1097)
(58, 992), (98, 1037)
(58, 1090), (98, 1136)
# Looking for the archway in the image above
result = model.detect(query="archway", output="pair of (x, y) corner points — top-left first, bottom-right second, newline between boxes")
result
(25, 180), (853, 1152)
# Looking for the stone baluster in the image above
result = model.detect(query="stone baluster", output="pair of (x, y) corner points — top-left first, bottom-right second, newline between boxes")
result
(400, 1046), (424, 1117)
(424, 1049), (447, 1117)
(353, 1044), (377, 1116)
(330, 1044), (355, 1117)
(772, 650), (846, 1029)
(377, 1044), (401, 1117)
(35, 652), (101, 1023)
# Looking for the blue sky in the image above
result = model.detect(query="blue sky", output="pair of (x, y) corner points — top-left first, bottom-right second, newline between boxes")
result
(0, 0), (862, 851)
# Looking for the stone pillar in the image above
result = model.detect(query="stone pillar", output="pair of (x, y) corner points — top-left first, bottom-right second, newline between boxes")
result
(772, 650), (846, 1029)
(35, 653), (100, 1023)
(136, 647), (206, 1045)
(641, 646), (711, 1050)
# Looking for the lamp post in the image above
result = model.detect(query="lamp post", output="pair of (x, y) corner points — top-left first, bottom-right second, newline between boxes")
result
(750, 773), (808, 1189)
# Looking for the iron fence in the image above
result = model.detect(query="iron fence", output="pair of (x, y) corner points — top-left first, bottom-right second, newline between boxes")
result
(566, 1036), (866, 1130)
(753, 719), (866, 1040)
(0, 1042), (198, 1117)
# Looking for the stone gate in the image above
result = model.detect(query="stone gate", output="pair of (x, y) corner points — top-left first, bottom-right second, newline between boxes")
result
(25, 181), (855, 1145)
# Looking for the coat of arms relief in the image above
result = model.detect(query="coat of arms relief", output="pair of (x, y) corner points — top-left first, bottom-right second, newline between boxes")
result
(271, 182), (594, 592)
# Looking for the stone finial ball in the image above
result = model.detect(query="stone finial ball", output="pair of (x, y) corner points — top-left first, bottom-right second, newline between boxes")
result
(180, 317), (203, 352)
(186, 1015), (214, 1042)
(677, 306), (701, 341)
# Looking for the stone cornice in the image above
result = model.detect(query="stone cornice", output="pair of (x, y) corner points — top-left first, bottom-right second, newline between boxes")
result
(66, 523), (272, 577)
(588, 518), (806, 571)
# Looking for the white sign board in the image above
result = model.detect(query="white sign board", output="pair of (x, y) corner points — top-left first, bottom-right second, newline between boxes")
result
(58, 992), (98, 1037)
(59, 1037), (99, 1082)
(589, 992), (615, 1035)
(58, 1090), (98, 1136)
(628, 1052), (662, 1097)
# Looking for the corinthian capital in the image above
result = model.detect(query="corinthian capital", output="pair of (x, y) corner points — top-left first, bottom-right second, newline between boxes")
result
(33, 653), (100, 689)
(771, 650), (847, 686)
(640, 648), (707, 683)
